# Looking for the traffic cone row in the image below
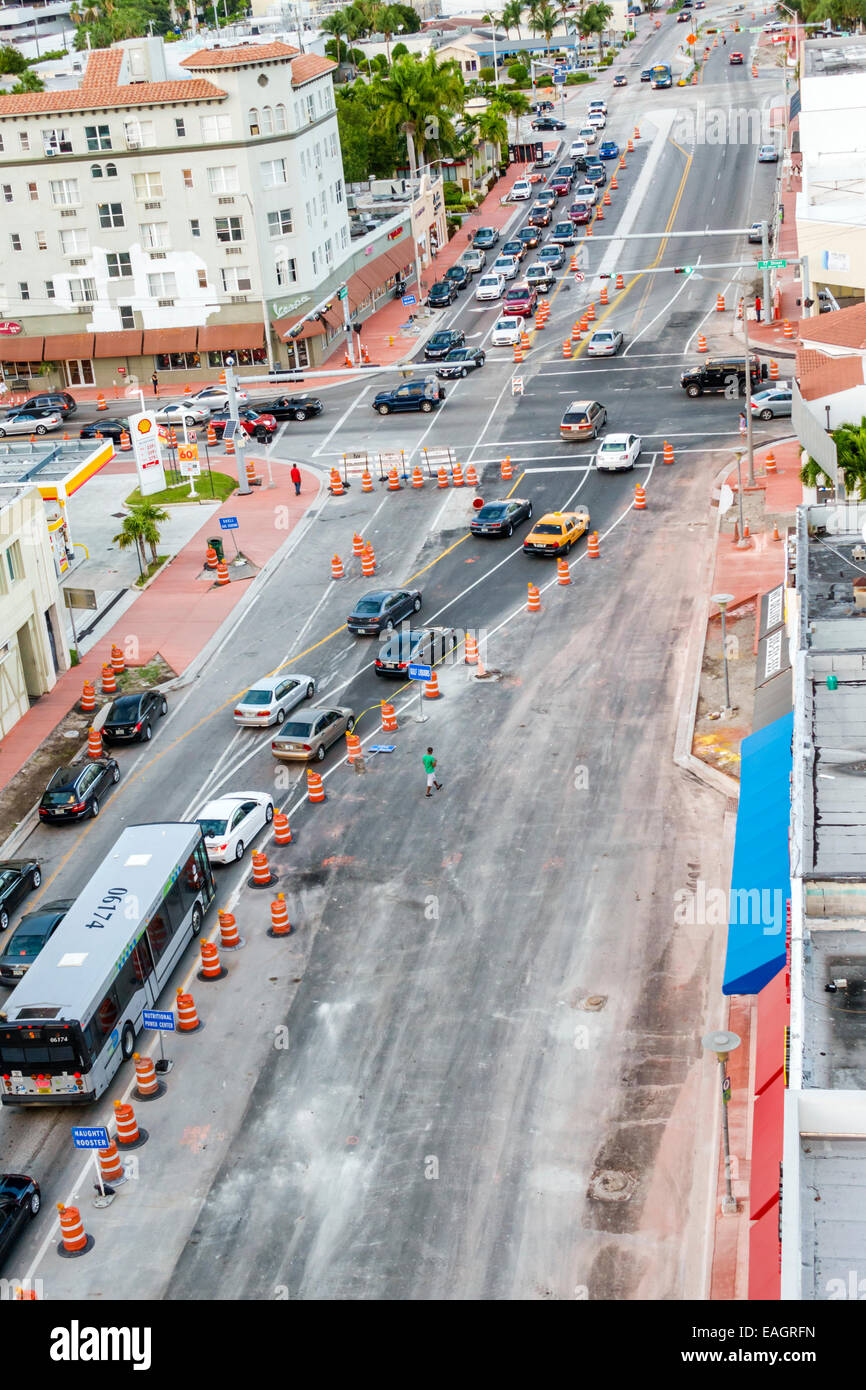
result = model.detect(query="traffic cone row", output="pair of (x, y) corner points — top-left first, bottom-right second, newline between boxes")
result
(556, 557), (571, 586)
(387, 467), (402, 491)
(132, 1052), (163, 1099)
(114, 1098), (147, 1146)
(110, 644), (124, 673)
(412, 465), (424, 488)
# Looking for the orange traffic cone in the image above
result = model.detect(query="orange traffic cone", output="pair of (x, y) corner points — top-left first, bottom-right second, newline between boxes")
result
(331, 553), (344, 580)
(268, 892), (293, 937)
(87, 726), (103, 758)
(132, 1052), (164, 1099)
(501, 457), (513, 480)
(114, 1098), (148, 1147)
(361, 470), (374, 492)
(198, 937), (227, 981)
(663, 440), (675, 465)
(634, 484), (647, 510)
(56, 1204), (92, 1255)
(556, 557), (571, 585)
(80, 681), (96, 713)
(219, 908), (244, 949)
(381, 701), (398, 732)
(175, 987), (202, 1032)
(527, 583), (541, 612)
(101, 663), (116, 695)
(587, 531), (600, 559)
(696, 334), (708, 352)
(423, 669), (441, 699)
(306, 768), (325, 802)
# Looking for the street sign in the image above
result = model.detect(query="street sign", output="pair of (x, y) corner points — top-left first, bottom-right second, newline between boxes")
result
(178, 441), (201, 478)
(63, 586), (97, 611)
(72, 1125), (110, 1150)
(574, 271), (585, 282)
(407, 663), (432, 681)
(142, 1008), (175, 1032)
(401, 294), (417, 307)
(337, 285), (348, 300)
(553, 70), (567, 83)
(757, 258), (787, 269)
(368, 744), (396, 754)
(218, 516), (239, 531)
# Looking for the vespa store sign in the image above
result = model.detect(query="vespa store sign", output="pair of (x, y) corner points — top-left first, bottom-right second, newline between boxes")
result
(0, 321), (22, 336)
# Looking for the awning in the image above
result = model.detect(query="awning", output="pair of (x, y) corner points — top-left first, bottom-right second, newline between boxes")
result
(141, 327), (198, 353)
(722, 711), (793, 995)
(755, 966), (788, 1096)
(197, 321), (264, 351)
(748, 1200), (781, 1301)
(0, 335), (43, 362)
(42, 333), (94, 360)
(93, 330), (142, 358)
(750, 1070), (785, 1220)
(272, 314), (325, 342)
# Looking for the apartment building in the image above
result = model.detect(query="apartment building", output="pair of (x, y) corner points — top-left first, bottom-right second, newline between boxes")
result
(0, 36), (412, 386)
(0, 483), (69, 738)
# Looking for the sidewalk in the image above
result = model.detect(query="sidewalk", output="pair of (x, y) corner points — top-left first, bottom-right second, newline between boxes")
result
(0, 457), (319, 802)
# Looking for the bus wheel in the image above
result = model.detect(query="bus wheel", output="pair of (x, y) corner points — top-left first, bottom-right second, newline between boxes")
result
(121, 1023), (135, 1060)
(191, 904), (203, 937)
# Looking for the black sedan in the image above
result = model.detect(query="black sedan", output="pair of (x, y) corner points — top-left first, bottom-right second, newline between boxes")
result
(374, 626), (458, 677)
(518, 226), (541, 250)
(436, 348), (486, 379)
(0, 860), (41, 934)
(0, 899), (73, 984)
(443, 264), (470, 291)
(347, 589), (423, 636)
(424, 329), (465, 361)
(255, 396), (323, 422)
(531, 116), (565, 130)
(528, 203), (553, 228)
(427, 280), (457, 308)
(0, 1175), (40, 1265)
(102, 689), (168, 744)
(470, 498), (533, 537)
(38, 759), (120, 823)
(80, 418), (129, 443)
(613, 74), (628, 87)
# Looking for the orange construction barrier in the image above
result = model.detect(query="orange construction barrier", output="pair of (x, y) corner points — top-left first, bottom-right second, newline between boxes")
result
(611, 175), (618, 191)
(329, 468), (345, 495)
(452, 463), (464, 487)
(587, 531), (600, 559)
(562, 340), (573, 359)
(225, 434), (236, 456)
(114, 1098), (148, 1146)
(580, 316), (589, 333)
(381, 701), (398, 732)
(627, 138), (634, 153)
(268, 891), (293, 938)
(556, 557), (571, 585)
(198, 938), (226, 981)
(513, 344), (524, 364)
(615, 273), (624, 290)
(387, 467), (402, 491)
(412, 466), (424, 489)
(352, 532), (364, 557)
(571, 322), (582, 342)
(783, 319), (795, 338)
(205, 544), (219, 569)
(119, 430), (132, 452)
(600, 284), (609, 305)
(595, 206), (604, 221)
(245, 458), (259, 488)
(219, 908), (244, 949)
(101, 663), (117, 695)
(603, 190), (611, 206)
(634, 126), (641, 140)
(98, 1141), (126, 1183)
(424, 669), (441, 699)
(764, 450), (777, 474)
(716, 294), (725, 312)
(634, 484), (647, 510)
(96, 392), (107, 412)
(465, 464), (478, 487)
(87, 726), (103, 759)
(80, 681), (96, 714)
(464, 631), (478, 665)
(331, 553), (344, 580)
(345, 731), (362, 762)
(207, 422), (217, 447)
(586, 303), (596, 321)
(361, 470), (374, 492)
(663, 440), (675, 465)
(111, 644), (124, 673)
(175, 987), (202, 1033)
(306, 768), (325, 803)
(216, 560), (230, 586)
(437, 467), (450, 488)
(570, 255), (580, 272)
(769, 359), (779, 380)
(249, 850), (275, 888)
(696, 334), (708, 352)
(56, 1204), (91, 1255)
(132, 1052), (163, 1099)
(527, 583), (541, 613)
(501, 457), (513, 480)
(361, 548), (376, 577)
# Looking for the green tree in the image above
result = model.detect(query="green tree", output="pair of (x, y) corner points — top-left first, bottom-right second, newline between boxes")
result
(530, 2), (560, 49)
(801, 418), (866, 497)
(134, 500), (169, 563)
(370, 52), (465, 176)
(501, 0), (525, 36)
(11, 69), (45, 92)
(373, 3), (407, 64)
(113, 512), (148, 571)
(391, 41), (409, 59)
(478, 101), (509, 157)
(322, 8), (354, 62)
(498, 87), (531, 144)
(0, 44), (27, 74)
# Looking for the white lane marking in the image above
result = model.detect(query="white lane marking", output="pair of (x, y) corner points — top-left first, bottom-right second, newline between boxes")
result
(312, 383), (371, 459)
(622, 253), (704, 356)
(683, 271), (738, 355)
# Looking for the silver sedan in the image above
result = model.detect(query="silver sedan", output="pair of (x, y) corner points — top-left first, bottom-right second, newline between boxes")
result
(154, 402), (210, 427)
(0, 409), (61, 437)
(750, 385), (792, 420)
(587, 329), (624, 357)
(233, 672), (316, 727)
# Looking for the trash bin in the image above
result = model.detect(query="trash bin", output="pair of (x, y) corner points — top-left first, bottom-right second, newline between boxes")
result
(207, 536), (224, 562)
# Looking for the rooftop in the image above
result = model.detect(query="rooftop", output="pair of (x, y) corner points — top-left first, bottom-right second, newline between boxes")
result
(804, 33), (866, 79)
(0, 48), (226, 115)
(796, 348), (864, 401)
(179, 41), (298, 69)
(799, 1132), (866, 1300)
(800, 303), (866, 353)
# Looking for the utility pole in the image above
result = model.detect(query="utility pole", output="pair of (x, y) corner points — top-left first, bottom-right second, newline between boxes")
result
(224, 359), (250, 496)
(743, 308), (756, 488)
(760, 220), (771, 315)
(340, 283), (355, 366)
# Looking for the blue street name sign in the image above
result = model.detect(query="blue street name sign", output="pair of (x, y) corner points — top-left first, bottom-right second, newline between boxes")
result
(219, 516), (239, 531)
(142, 1008), (176, 1032)
(401, 294), (417, 307)
(72, 1126), (110, 1150)
(408, 663), (432, 681)
(369, 744), (396, 753)
(554, 70), (567, 83)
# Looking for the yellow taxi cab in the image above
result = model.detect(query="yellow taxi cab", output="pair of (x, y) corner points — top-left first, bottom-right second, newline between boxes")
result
(523, 508), (590, 556)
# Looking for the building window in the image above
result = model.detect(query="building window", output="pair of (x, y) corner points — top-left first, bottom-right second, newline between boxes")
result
(85, 124), (112, 151)
(207, 166), (238, 194)
(154, 350), (201, 371)
(339, 225), (348, 250)
(1, 186), (11, 203)
(5, 542), (23, 584)
(260, 106), (274, 136)
(27, 182), (37, 201)
(267, 208), (293, 237)
(147, 272), (176, 297)
(214, 215), (243, 243)
(10, 234), (21, 252)
(124, 118), (155, 148)
(275, 256), (297, 286)
(91, 164), (103, 179)
(335, 178), (343, 205)
(42, 127), (73, 154)
(207, 347), (266, 368)
(314, 140), (322, 169)
(175, 118), (186, 138)
(139, 221), (170, 250)
(190, 218), (200, 237)
(311, 247), (318, 275)
(305, 200), (313, 230)
(275, 103), (287, 133)
(200, 113), (232, 142)
(45, 280), (55, 300)
(49, 178), (79, 207)
(35, 230), (47, 250)
(323, 237), (334, 268)
(248, 108), (260, 136)
(132, 172), (163, 200)
(0, 359), (41, 381)
(97, 202), (124, 228)
(183, 169), (194, 189)
(319, 190), (327, 217)
(106, 251), (132, 278)
(18, 282), (29, 301)
(220, 266), (252, 293)
(70, 278), (97, 302)
(329, 132), (338, 158)
(197, 269), (207, 288)
(19, 132), (29, 152)
(119, 304), (135, 329)
(105, 162), (117, 178)
(60, 227), (90, 254)
(305, 94), (315, 123)
(260, 158), (287, 189)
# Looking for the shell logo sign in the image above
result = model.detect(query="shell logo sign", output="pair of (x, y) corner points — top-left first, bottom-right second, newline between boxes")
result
(136, 417), (153, 435)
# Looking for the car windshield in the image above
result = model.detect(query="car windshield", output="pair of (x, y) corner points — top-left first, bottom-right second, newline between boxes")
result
(593, 333), (614, 343)
(240, 688), (273, 705)
(533, 523), (564, 535)
(354, 598), (383, 615)
(505, 290), (528, 300)
(278, 721), (313, 738)
(479, 278), (498, 287)
(108, 695), (140, 719)
(478, 505), (507, 520)
(198, 818), (228, 837)
(429, 334), (449, 347)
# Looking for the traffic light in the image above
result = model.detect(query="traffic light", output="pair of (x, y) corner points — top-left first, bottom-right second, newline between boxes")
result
(673, 266), (694, 275)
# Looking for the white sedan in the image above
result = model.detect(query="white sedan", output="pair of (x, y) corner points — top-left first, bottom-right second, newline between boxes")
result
(575, 181), (598, 205)
(511, 179), (532, 200)
(476, 273), (505, 302)
(578, 126), (597, 145)
(196, 791), (274, 864)
(189, 386), (249, 410)
(233, 671), (317, 727)
(490, 317), (523, 346)
(588, 99), (608, 115)
(587, 328), (624, 357)
(587, 111), (607, 129)
(595, 433), (642, 472)
(155, 402), (210, 426)
(491, 255), (520, 281)
(569, 140), (589, 158)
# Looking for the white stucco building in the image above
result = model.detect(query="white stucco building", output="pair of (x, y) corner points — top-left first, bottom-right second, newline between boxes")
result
(0, 483), (69, 737)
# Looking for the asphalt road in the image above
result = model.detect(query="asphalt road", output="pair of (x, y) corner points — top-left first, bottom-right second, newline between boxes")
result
(1, 2), (785, 1300)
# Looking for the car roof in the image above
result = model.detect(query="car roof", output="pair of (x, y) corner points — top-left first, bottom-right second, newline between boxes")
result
(566, 399), (597, 410)
(241, 676), (280, 693)
(278, 706), (347, 722)
(198, 795), (259, 816)
(600, 433), (633, 444)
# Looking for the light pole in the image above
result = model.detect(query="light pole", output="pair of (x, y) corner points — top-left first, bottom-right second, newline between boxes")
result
(702, 1030), (742, 1215)
(712, 592), (735, 717)
(242, 192), (276, 374)
(734, 449), (749, 548)
(742, 306), (756, 487)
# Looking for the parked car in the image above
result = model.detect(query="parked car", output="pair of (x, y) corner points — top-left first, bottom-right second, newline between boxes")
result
(255, 396), (323, 421)
(271, 707), (356, 763)
(560, 399), (607, 440)
(372, 380), (444, 414)
(424, 329), (466, 360)
(549, 223), (576, 247)
(758, 144), (778, 163)
(528, 202), (553, 228)
(476, 273), (505, 302)
(102, 689), (168, 744)
(492, 255), (520, 281)
(502, 238), (527, 263)
(0, 899), (72, 982)
(79, 418), (129, 442)
(436, 347), (486, 379)
(155, 402), (209, 427)
(427, 280), (457, 308)
(595, 433), (642, 471)
(599, 140), (619, 159)
(347, 588), (422, 636)
(503, 283), (538, 318)
(613, 74), (628, 87)
(232, 672), (316, 727)
(0, 860), (41, 935)
(0, 1175), (40, 1264)
(491, 317), (523, 346)
(374, 626), (458, 677)
(511, 179), (533, 199)
(750, 384), (792, 419)
(38, 759), (120, 822)
(0, 409), (61, 437)
(196, 791), (274, 864)
(525, 262), (556, 291)
(539, 243), (566, 266)
(188, 386), (248, 410)
(518, 226), (541, 251)
(587, 328), (624, 357)
(460, 248), (486, 275)
(470, 498), (533, 537)
(531, 116), (565, 131)
(444, 263), (470, 291)
(15, 391), (76, 417)
(473, 226), (500, 250)
(523, 509), (591, 555)
(681, 356), (765, 396)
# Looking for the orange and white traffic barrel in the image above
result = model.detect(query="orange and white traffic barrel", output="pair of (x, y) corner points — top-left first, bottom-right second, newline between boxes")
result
(114, 1098), (148, 1148)
(198, 937), (227, 982)
(132, 1052), (165, 1100)
(219, 908), (244, 950)
(56, 1203), (93, 1257)
(176, 987), (202, 1033)
(268, 892), (293, 938)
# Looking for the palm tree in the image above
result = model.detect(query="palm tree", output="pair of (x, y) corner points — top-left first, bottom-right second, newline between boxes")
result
(113, 512), (148, 572)
(134, 501), (170, 564)
(586, 2), (613, 63)
(531, 2), (559, 50)
(801, 418), (866, 497)
(373, 3), (405, 64)
(321, 9), (353, 64)
(478, 102), (509, 158)
(371, 52), (465, 177)
(499, 87), (531, 144)
(501, 0), (524, 37)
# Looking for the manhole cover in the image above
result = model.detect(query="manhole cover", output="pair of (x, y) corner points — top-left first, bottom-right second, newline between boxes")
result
(578, 994), (607, 1012)
(588, 1169), (637, 1202)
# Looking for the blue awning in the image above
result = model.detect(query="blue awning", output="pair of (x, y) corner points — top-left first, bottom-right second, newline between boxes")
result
(723, 711), (793, 996)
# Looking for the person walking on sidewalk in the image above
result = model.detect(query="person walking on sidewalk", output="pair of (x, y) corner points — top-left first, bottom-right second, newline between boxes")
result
(423, 747), (442, 797)
(151, 370), (159, 398)
(754, 294), (762, 323)
(290, 464), (301, 496)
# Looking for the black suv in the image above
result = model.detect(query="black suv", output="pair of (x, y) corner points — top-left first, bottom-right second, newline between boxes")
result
(102, 689), (168, 744)
(0, 899), (73, 982)
(38, 759), (120, 822)
(427, 280), (457, 308)
(680, 356), (766, 397)
(18, 391), (76, 417)
(371, 379), (445, 415)
(424, 329), (465, 361)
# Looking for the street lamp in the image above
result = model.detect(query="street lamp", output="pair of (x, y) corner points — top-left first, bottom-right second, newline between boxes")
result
(733, 450), (749, 549)
(712, 592), (735, 717)
(701, 1030), (742, 1215)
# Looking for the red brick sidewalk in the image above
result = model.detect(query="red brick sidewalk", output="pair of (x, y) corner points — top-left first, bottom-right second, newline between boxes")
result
(0, 458), (319, 798)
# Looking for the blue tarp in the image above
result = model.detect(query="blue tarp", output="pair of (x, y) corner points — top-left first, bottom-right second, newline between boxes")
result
(722, 711), (793, 996)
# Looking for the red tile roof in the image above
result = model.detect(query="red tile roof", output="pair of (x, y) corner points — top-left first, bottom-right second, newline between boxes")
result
(81, 49), (123, 89)
(798, 352), (864, 402)
(291, 54), (338, 85)
(0, 73), (225, 116)
(180, 42), (298, 69)
(799, 302), (866, 352)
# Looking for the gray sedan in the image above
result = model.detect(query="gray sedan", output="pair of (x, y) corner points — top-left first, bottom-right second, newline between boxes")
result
(750, 384), (792, 420)
(587, 328), (624, 357)
(270, 706), (356, 762)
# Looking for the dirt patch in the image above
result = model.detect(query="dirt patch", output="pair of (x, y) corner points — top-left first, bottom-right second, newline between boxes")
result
(0, 654), (175, 847)
(692, 602), (756, 778)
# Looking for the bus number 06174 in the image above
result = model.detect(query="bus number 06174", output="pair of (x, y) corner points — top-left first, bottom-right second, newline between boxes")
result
(83, 887), (128, 931)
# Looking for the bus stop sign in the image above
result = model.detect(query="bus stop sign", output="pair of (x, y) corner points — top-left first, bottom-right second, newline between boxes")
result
(72, 1125), (110, 1150)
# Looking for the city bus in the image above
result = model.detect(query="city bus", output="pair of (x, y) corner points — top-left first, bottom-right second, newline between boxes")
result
(0, 823), (215, 1106)
(651, 63), (673, 88)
